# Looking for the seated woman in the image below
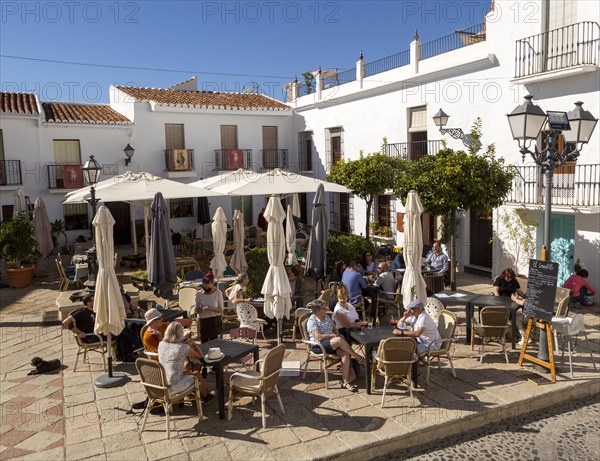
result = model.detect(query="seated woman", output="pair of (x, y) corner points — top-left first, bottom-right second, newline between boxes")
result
(157, 322), (212, 402)
(228, 273), (253, 305)
(563, 268), (596, 306)
(306, 299), (364, 392)
(493, 268), (526, 298)
(287, 265), (305, 307)
(328, 260), (346, 284)
(194, 272), (223, 343)
(360, 251), (378, 277)
(332, 287), (366, 342)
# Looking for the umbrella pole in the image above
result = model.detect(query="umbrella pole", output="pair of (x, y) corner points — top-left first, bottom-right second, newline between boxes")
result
(277, 319), (282, 345)
(131, 203), (138, 255)
(94, 332), (129, 388)
(144, 205), (150, 265)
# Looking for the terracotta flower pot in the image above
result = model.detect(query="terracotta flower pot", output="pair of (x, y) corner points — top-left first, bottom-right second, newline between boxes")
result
(6, 266), (35, 288)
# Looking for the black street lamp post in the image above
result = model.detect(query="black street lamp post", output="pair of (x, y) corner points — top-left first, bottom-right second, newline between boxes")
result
(82, 155), (102, 289)
(507, 95), (597, 369)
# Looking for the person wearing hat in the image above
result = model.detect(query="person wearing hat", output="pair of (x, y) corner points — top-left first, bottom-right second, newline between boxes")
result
(393, 298), (441, 354)
(142, 308), (167, 355)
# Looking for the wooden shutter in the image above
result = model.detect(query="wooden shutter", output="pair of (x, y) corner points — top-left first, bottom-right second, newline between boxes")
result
(220, 125), (238, 150)
(262, 126), (278, 168)
(53, 140), (80, 164)
(165, 124), (185, 149)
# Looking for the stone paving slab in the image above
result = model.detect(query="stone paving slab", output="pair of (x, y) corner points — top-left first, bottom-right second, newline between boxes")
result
(1, 272), (598, 460)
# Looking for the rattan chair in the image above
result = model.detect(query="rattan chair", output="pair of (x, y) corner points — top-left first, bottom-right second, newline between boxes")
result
(228, 343), (286, 428)
(376, 285), (403, 319)
(371, 337), (417, 407)
(68, 315), (112, 371)
(299, 312), (341, 388)
(418, 309), (457, 385)
(135, 358), (203, 438)
(291, 307), (311, 342)
(471, 306), (510, 363)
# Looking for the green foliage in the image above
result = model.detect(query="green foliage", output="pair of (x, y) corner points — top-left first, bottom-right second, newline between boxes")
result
(369, 222), (392, 237)
(131, 270), (148, 280)
(326, 235), (374, 272)
(301, 71), (315, 93)
(327, 152), (407, 238)
(0, 213), (37, 267)
(497, 209), (539, 270)
(51, 219), (67, 248)
(244, 248), (269, 297)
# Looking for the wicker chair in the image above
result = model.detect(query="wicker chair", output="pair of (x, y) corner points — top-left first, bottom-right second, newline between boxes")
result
(418, 309), (457, 385)
(471, 306), (510, 363)
(299, 312), (341, 388)
(371, 337), (417, 407)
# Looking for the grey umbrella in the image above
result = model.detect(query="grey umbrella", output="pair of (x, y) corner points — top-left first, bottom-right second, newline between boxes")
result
(33, 198), (53, 259)
(304, 184), (329, 295)
(148, 192), (177, 300)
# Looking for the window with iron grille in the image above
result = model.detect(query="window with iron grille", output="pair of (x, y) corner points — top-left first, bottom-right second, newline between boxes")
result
(325, 127), (343, 169)
(375, 195), (395, 229)
(298, 131), (313, 171)
(170, 198), (194, 218)
(330, 193), (352, 234)
(64, 203), (88, 231)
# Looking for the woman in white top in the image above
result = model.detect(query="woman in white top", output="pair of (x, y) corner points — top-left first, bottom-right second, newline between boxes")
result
(228, 273), (253, 304)
(194, 273), (224, 342)
(332, 287), (367, 342)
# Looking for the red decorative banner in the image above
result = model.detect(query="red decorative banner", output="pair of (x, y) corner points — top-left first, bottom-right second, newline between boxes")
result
(227, 149), (244, 169)
(62, 165), (84, 188)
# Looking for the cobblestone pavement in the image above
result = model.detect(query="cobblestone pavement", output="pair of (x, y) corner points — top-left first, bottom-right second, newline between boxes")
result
(381, 395), (600, 461)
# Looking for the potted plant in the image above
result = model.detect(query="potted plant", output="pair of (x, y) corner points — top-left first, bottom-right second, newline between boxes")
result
(0, 213), (37, 287)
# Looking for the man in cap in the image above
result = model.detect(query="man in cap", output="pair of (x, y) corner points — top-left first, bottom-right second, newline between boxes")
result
(393, 299), (441, 354)
(142, 308), (167, 355)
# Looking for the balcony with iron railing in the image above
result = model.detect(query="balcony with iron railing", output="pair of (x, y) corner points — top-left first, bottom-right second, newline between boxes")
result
(214, 149), (252, 170)
(0, 160), (23, 186)
(46, 164), (84, 190)
(515, 21), (599, 79)
(163, 149), (195, 172)
(260, 149), (288, 170)
(383, 140), (442, 161)
(506, 164), (599, 207)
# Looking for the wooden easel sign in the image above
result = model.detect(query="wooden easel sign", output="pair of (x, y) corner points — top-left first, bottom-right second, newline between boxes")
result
(517, 259), (558, 383)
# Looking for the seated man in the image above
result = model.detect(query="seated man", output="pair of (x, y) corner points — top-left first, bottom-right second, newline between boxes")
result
(62, 295), (104, 343)
(374, 262), (396, 316)
(424, 240), (450, 286)
(342, 261), (379, 318)
(393, 298), (441, 354)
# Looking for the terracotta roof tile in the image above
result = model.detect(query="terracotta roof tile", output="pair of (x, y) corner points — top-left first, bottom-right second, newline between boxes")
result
(42, 102), (132, 124)
(116, 86), (290, 111)
(0, 92), (39, 114)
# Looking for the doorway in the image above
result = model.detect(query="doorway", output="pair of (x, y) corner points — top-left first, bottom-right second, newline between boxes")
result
(549, 214), (575, 286)
(469, 212), (493, 268)
(105, 202), (132, 245)
(231, 196), (253, 226)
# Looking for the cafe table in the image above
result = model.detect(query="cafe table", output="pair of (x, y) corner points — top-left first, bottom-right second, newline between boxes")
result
(467, 294), (521, 349)
(351, 326), (418, 394)
(199, 339), (259, 419)
(432, 290), (479, 344)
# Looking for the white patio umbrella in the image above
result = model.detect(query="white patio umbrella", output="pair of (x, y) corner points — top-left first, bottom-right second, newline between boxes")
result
(230, 209), (248, 274)
(210, 168), (351, 195)
(261, 196), (292, 344)
(188, 168), (261, 190)
(210, 207), (228, 280)
(401, 190), (428, 307)
(33, 198), (53, 259)
(92, 206), (128, 388)
(64, 171), (221, 260)
(286, 204), (298, 266)
(14, 188), (28, 215)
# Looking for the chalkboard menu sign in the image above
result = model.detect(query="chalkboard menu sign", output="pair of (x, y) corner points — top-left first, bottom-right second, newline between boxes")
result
(524, 259), (558, 322)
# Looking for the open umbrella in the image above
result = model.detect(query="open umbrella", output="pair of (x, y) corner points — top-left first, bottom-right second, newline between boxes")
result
(261, 196), (292, 344)
(304, 183), (329, 296)
(401, 190), (428, 306)
(33, 198), (53, 259)
(14, 188), (28, 215)
(286, 204), (298, 266)
(92, 206), (128, 388)
(210, 207), (228, 280)
(148, 192), (177, 300)
(231, 209), (248, 274)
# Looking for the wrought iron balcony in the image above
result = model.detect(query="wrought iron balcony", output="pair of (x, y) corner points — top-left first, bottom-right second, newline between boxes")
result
(506, 164), (599, 207)
(261, 149), (288, 170)
(46, 164), (84, 189)
(383, 140), (442, 161)
(164, 149), (195, 172)
(214, 149), (252, 170)
(515, 21), (599, 78)
(0, 160), (22, 186)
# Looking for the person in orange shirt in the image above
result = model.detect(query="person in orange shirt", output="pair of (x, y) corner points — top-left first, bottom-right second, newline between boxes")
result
(142, 308), (167, 354)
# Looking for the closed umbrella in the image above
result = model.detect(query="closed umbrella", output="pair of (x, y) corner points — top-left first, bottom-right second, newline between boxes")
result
(401, 190), (428, 307)
(14, 188), (28, 215)
(304, 183), (329, 296)
(148, 192), (177, 300)
(261, 196), (292, 344)
(286, 204), (298, 266)
(210, 207), (228, 280)
(92, 206), (128, 388)
(231, 209), (247, 274)
(33, 198), (53, 259)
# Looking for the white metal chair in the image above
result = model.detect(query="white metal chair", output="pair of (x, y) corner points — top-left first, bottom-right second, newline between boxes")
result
(299, 312), (342, 388)
(371, 337), (417, 408)
(178, 287), (197, 313)
(425, 297), (445, 327)
(135, 358), (203, 438)
(228, 343), (286, 428)
(418, 309), (457, 385)
(236, 303), (267, 342)
(552, 313), (596, 378)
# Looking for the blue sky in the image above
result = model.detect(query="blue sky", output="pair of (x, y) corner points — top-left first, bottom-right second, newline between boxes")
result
(1, 0), (491, 103)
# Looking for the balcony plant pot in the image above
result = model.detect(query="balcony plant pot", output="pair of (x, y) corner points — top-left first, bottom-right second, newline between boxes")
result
(6, 266), (35, 288)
